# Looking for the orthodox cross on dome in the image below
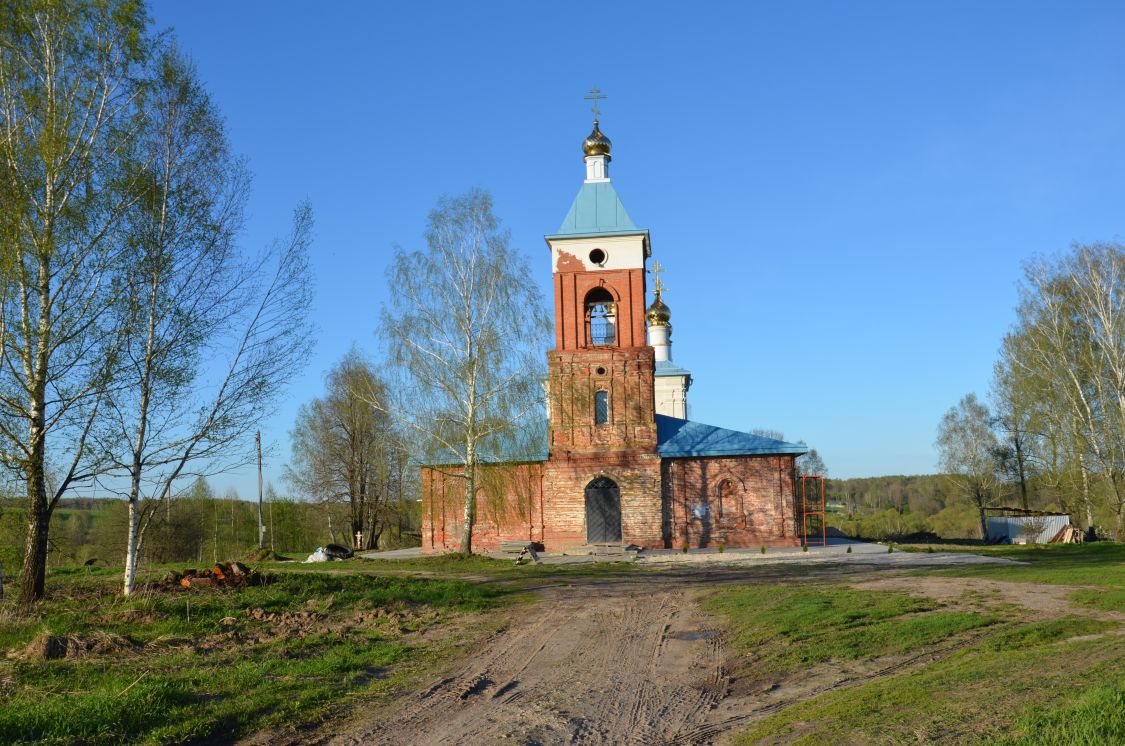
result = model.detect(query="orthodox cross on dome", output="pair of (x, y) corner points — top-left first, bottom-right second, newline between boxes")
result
(648, 260), (667, 298)
(584, 87), (607, 123)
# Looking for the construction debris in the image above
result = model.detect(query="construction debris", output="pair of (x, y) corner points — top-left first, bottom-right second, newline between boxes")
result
(159, 563), (265, 590)
(1047, 524), (1085, 544)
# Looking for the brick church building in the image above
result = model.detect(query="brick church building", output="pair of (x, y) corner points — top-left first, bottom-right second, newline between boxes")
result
(421, 118), (807, 553)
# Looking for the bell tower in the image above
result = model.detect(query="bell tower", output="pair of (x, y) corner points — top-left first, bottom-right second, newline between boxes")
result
(544, 116), (657, 455)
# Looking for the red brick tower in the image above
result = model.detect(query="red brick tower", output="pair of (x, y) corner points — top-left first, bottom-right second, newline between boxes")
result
(540, 116), (664, 548)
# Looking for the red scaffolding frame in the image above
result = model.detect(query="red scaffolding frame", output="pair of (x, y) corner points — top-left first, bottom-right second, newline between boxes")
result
(800, 475), (827, 546)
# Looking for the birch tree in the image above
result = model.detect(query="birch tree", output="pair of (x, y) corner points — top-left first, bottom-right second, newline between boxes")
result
(100, 46), (314, 595)
(379, 189), (550, 554)
(935, 393), (1000, 539)
(0, 0), (148, 605)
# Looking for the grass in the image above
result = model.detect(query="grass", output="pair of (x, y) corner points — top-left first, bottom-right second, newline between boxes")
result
(906, 541), (1125, 588)
(702, 585), (994, 677)
(0, 566), (508, 744)
(712, 542), (1125, 744)
(732, 627), (1124, 744)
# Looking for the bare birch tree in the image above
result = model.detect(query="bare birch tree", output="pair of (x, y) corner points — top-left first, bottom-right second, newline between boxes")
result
(379, 189), (550, 554)
(95, 46), (314, 595)
(0, 0), (148, 605)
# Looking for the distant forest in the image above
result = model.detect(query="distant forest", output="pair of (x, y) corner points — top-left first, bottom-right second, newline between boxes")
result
(0, 479), (421, 574)
(824, 473), (1098, 541)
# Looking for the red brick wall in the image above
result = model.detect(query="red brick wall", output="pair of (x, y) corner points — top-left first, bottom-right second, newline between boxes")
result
(552, 263), (647, 351)
(541, 450), (663, 549)
(421, 451), (799, 553)
(662, 455), (800, 548)
(420, 462), (546, 553)
(548, 347), (656, 454)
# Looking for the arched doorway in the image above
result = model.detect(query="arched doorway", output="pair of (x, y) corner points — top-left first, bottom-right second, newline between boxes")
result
(585, 476), (622, 543)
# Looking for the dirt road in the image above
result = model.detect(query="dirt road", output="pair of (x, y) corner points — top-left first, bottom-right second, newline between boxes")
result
(326, 580), (729, 746)
(252, 559), (1118, 746)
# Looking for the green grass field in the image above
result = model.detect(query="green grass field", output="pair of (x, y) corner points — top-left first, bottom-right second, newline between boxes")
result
(698, 542), (1125, 744)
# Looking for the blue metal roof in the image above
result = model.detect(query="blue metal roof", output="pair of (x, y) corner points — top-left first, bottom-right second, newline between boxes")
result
(425, 416), (806, 465)
(654, 360), (692, 378)
(553, 181), (641, 236)
(655, 414), (808, 458)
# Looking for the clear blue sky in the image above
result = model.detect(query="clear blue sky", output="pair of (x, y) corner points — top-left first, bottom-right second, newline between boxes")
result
(150, 1), (1125, 495)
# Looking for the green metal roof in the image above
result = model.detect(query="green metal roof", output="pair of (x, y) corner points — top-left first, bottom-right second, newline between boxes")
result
(554, 180), (641, 236)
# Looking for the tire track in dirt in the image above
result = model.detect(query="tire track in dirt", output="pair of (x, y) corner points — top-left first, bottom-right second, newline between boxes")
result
(324, 584), (727, 746)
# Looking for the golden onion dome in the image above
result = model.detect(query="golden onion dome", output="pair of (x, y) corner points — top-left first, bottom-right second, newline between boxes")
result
(583, 121), (612, 158)
(646, 296), (671, 326)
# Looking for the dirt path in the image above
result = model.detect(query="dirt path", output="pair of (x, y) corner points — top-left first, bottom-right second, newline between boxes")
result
(324, 582), (728, 746)
(254, 565), (1120, 746)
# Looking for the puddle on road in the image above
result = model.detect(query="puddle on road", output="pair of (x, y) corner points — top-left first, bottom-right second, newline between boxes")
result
(668, 629), (716, 641)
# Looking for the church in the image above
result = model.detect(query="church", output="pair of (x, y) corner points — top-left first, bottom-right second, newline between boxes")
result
(420, 115), (808, 553)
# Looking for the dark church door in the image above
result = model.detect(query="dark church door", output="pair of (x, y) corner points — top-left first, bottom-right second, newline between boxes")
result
(585, 477), (622, 543)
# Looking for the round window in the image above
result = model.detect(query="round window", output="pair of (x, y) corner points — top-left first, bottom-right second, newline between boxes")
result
(588, 248), (606, 265)
(595, 366), (606, 376)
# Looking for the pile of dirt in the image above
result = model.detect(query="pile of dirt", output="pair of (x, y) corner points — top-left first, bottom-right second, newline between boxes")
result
(227, 602), (435, 646)
(158, 562), (268, 590)
(9, 630), (135, 661)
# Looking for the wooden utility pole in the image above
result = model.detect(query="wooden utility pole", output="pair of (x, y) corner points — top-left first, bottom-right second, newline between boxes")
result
(256, 431), (265, 549)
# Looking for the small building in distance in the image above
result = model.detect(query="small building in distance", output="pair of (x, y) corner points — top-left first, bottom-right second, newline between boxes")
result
(421, 117), (807, 552)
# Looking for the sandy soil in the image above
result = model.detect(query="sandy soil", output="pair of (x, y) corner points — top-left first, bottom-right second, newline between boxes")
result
(251, 564), (1119, 746)
(319, 580), (726, 746)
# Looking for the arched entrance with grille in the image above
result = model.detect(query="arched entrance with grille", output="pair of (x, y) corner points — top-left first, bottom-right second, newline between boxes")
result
(584, 476), (622, 543)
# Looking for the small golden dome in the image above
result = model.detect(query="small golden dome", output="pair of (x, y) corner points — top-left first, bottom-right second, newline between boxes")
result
(646, 296), (671, 326)
(583, 121), (612, 158)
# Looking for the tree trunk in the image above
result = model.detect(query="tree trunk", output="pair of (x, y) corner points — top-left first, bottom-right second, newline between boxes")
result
(1014, 435), (1029, 511)
(122, 498), (140, 595)
(19, 470), (50, 608)
(460, 444), (476, 554)
(975, 489), (989, 541)
(1078, 453), (1094, 528)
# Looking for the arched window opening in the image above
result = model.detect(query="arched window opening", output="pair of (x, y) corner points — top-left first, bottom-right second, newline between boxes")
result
(585, 287), (616, 346)
(594, 389), (609, 425)
(718, 479), (738, 519)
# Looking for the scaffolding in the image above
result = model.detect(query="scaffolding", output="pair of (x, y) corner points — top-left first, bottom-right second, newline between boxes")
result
(800, 475), (827, 546)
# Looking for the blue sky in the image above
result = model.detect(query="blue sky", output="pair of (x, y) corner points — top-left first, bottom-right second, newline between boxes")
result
(150, 1), (1125, 494)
